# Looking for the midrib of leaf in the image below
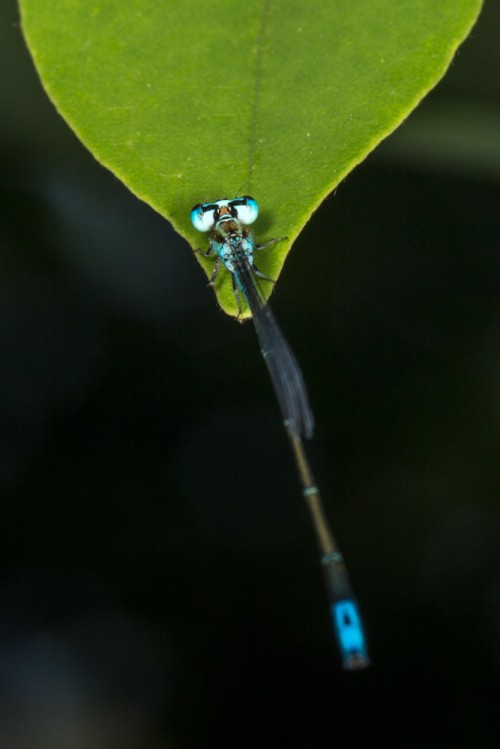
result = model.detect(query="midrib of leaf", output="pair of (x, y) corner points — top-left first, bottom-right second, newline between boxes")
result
(196, 0), (289, 317)
(246, 0), (273, 195)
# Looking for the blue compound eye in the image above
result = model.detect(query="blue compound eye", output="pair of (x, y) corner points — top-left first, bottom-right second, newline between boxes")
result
(233, 196), (258, 225)
(190, 203), (217, 232)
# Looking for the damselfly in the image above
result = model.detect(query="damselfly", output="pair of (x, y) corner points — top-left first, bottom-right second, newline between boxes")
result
(191, 196), (369, 669)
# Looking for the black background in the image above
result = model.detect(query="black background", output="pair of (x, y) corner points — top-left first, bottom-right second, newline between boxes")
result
(1, 2), (499, 747)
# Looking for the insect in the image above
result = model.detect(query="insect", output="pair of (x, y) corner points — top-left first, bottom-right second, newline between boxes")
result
(191, 195), (313, 440)
(191, 196), (369, 669)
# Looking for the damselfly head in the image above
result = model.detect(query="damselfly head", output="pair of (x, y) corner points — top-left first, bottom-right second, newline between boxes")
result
(190, 196), (259, 232)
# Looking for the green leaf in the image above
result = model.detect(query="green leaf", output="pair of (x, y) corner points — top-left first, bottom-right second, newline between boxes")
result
(19, 0), (482, 317)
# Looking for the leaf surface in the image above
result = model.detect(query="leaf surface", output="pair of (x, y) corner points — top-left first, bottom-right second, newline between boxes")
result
(20, 0), (483, 315)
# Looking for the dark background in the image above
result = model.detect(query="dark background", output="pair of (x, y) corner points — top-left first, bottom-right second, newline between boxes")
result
(1, 2), (499, 747)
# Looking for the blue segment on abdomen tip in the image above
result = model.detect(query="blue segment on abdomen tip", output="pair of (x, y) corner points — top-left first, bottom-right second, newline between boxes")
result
(332, 600), (368, 662)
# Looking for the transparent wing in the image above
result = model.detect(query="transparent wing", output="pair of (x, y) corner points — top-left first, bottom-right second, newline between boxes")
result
(233, 256), (314, 440)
